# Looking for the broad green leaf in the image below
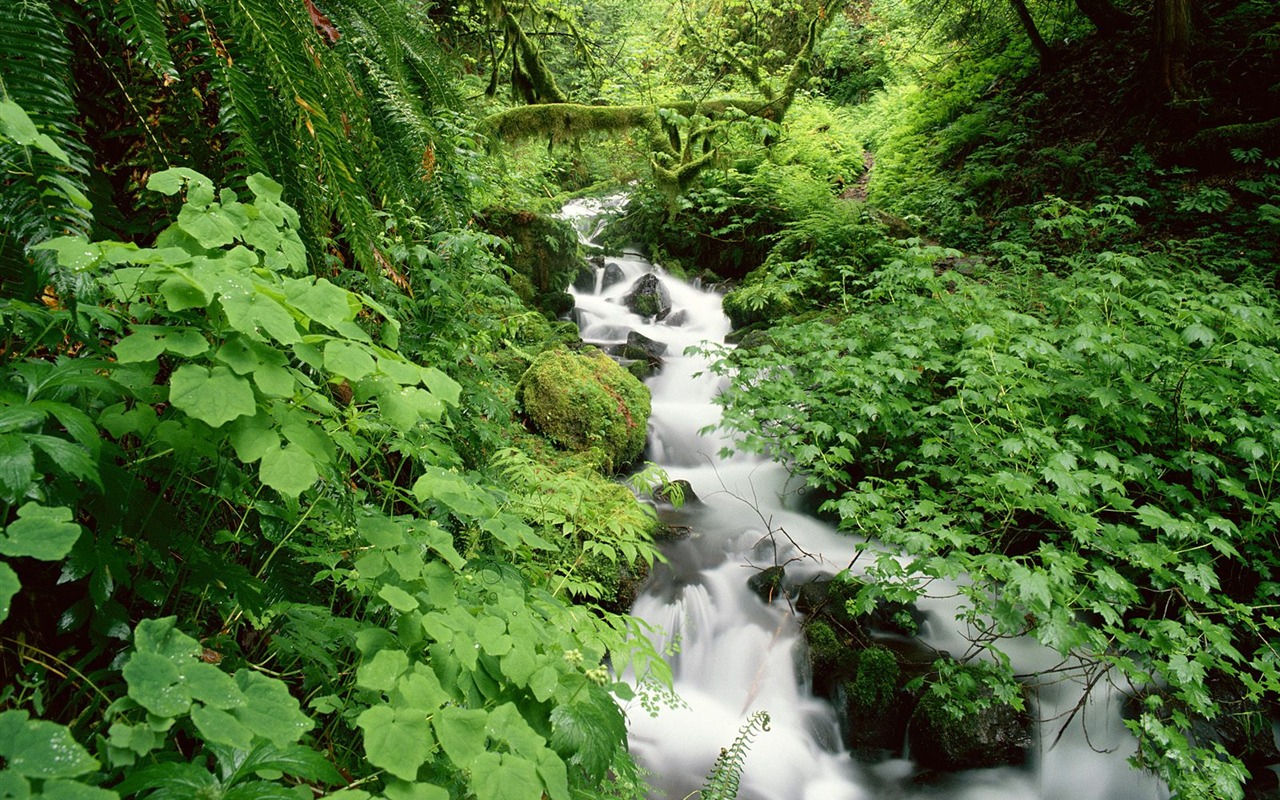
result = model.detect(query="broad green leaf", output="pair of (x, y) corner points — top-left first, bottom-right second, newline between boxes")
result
(471, 752), (540, 800)
(177, 204), (237, 249)
(159, 270), (213, 311)
(38, 779), (118, 799)
(134, 617), (201, 659)
(394, 668), (450, 712)
(433, 707), (488, 769)
(0, 503), (82, 561)
(184, 662), (244, 709)
(285, 279), (355, 328)
(356, 650), (409, 692)
(0, 711), (99, 779)
(377, 585), (418, 612)
(236, 741), (343, 785)
(229, 414), (281, 464)
(0, 563), (18, 624)
(0, 100), (69, 163)
(122, 652), (191, 717)
(382, 780), (449, 800)
(246, 173), (284, 205)
(146, 168), (213, 199)
(379, 387), (444, 429)
(259, 444), (319, 497)
(29, 237), (100, 272)
(549, 697), (625, 783)
(220, 291), (301, 345)
(357, 706), (433, 781)
(115, 327), (210, 363)
(358, 515), (406, 548)
(191, 704), (254, 749)
(231, 671), (312, 746)
(324, 341), (376, 381)
(106, 722), (159, 757)
(169, 365), (256, 428)
(420, 367), (461, 407)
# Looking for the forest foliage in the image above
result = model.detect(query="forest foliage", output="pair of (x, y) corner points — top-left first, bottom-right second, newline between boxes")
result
(2, 0), (1279, 797)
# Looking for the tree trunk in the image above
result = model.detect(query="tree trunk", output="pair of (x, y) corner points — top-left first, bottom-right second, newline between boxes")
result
(1008, 0), (1054, 67)
(1073, 0), (1133, 36)
(1153, 0), (1194, 100)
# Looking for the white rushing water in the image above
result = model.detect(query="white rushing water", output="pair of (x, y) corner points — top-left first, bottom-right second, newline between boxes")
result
(559, 197), (1169, 800)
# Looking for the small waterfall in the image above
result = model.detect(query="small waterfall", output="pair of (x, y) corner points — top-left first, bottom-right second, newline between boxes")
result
(559, 196), (1168, 800)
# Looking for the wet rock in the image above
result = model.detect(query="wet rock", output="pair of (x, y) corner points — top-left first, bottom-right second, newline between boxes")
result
(588, 254), (606, 268)
(536, 290), (575, 319)
(747, 565), (786, 603)
(624, 330), (667, 358)
(803, 618), (859, 697)
(907, 674), (1032, 771)
(602, 261), (627, 291)
(842, 645), (911, 757)
(573, 262), (597, 292)
(624, 359), (655, 381)
(623, 273), (672, 320)
(663, 309), (689, 327)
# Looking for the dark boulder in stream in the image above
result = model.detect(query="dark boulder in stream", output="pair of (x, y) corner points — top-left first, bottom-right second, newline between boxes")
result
(907, 672), (1033, 771)
(623, 273), (673, 319)
(602, 261), (627, 291)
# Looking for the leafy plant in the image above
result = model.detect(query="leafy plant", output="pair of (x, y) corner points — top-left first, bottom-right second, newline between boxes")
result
(707, 242), (1280, 798)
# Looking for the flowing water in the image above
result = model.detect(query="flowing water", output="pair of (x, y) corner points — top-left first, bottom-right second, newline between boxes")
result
(560, 197), (1169, 800)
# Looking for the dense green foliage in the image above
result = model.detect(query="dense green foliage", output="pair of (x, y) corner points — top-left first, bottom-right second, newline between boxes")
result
(3, 0), (1280, 796)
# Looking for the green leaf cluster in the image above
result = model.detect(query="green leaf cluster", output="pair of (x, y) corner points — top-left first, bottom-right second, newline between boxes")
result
(708, 244), (1280, 798)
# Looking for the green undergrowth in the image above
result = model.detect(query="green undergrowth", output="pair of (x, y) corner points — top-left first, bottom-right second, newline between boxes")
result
(0, 168), (670, 800)
(703, 224), (1280, 797)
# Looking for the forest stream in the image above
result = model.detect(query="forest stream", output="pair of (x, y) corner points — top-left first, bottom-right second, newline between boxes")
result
(561, 197), (1172, 800)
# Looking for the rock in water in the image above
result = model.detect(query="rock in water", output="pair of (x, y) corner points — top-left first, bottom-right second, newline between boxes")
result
(623, 273), (672, 320)
(602, 261), (627, 291)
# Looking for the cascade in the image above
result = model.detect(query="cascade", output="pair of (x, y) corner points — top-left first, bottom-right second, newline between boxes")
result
(559, 197), (1169, 800)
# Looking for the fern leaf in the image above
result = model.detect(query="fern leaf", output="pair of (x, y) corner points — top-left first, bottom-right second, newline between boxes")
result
(110, 0), (178, 80)
(0, 0), (93, 298)
(699, 711), (771, 800)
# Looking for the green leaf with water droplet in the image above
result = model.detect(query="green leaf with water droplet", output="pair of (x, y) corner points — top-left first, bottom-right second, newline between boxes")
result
(356, 649), (409, 692)
(0, 710), (99, 779)
(324, 341), (376, 381)
(434, 707), (488, 770)
(123, 652), (191, 718)
(230, 670), (312, 746)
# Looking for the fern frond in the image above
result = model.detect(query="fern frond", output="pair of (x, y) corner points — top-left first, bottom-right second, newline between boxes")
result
(0, 0), (93, 298)
(699, 711), (771, 800)
(108, 0), (178, 80)
(206, 0), (380, 270)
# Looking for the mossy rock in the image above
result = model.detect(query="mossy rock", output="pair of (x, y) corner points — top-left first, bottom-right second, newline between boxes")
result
(907, 669), (1032, 771)
(843, 645), (911, 756)
(803, 617), (858, 697)
(517, 347), (651, 470)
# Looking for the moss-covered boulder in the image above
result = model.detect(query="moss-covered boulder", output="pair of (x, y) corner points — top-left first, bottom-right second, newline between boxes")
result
(907, 668), (1032, 771)
(517, 347), (651, 470)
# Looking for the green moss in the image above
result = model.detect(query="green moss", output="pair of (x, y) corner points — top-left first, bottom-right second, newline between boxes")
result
(517, 347), (651, 470)
(804, 618), (854, 674)
(847, 646), (899, 717)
